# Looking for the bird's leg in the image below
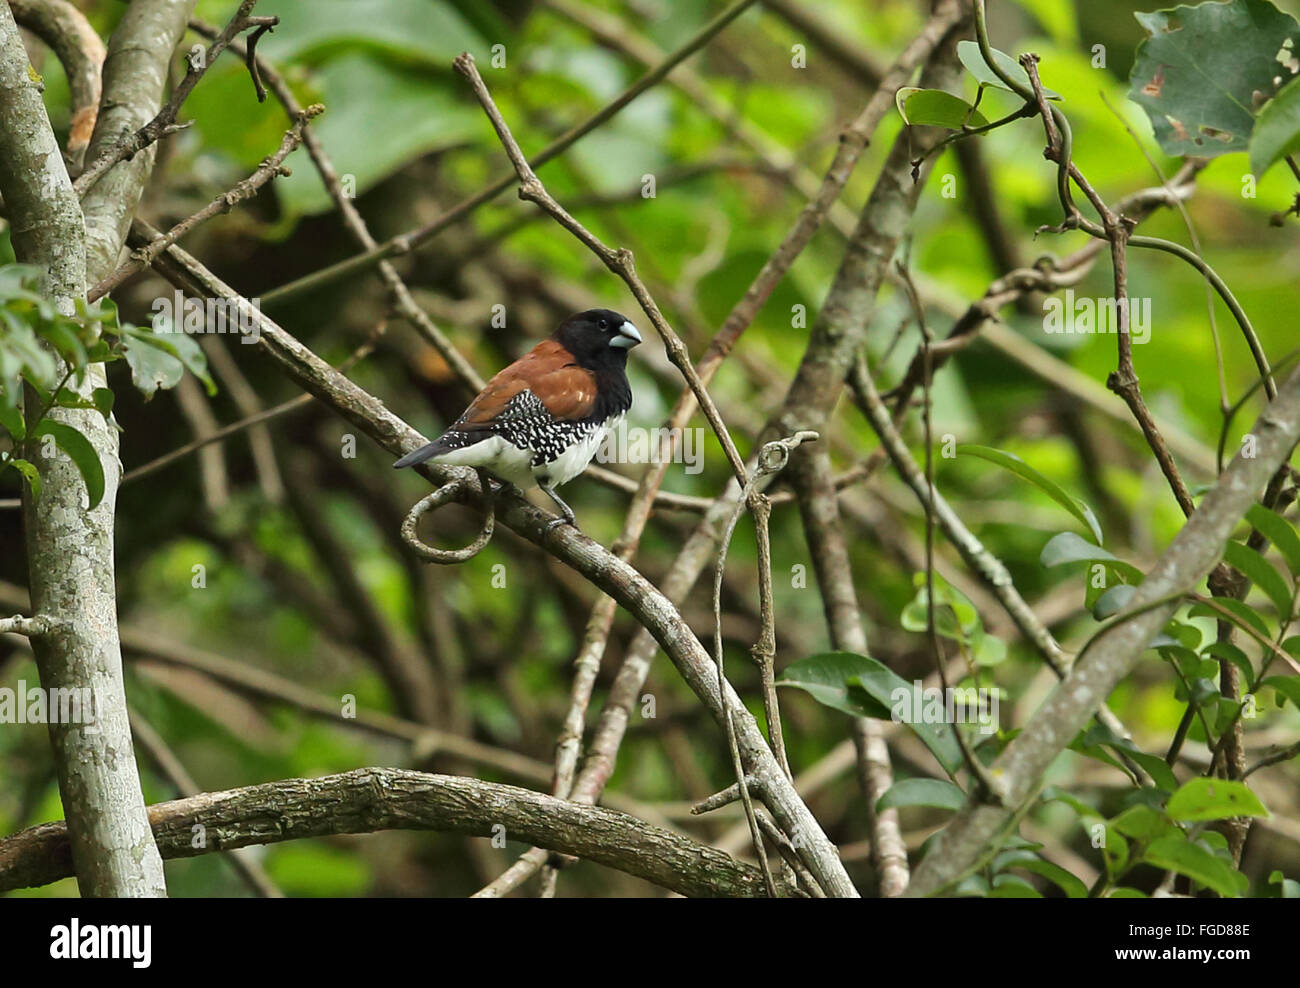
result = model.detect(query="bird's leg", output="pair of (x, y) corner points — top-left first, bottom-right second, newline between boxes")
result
(476, 468), (503, 499)
(540, 483), (578, 533)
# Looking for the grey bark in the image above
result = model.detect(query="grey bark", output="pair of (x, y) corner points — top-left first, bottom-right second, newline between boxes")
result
(0, 2), (167, 896)
(79, 0), (196, 284)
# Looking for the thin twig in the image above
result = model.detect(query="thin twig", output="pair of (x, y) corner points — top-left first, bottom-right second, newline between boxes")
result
(712, 432), (818, 896)
(453, 52), (749, 488)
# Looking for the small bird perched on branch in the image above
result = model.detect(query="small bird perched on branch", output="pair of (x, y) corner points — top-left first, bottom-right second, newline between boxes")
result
(394, 308), (642, 529)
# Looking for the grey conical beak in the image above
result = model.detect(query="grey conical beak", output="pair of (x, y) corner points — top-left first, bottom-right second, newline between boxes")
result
(610, 321), (642, 349)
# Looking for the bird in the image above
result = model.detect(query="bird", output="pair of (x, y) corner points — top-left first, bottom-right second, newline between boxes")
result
(393, 308), (642, 530)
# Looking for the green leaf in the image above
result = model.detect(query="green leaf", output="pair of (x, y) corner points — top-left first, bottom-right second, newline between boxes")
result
(1268, 870), (1300, 898)
(1040, 531), (1143, 583)
(1111, 804), (1179, 841)
(1223, 540), (1293, 621)
(779, 652), (966, 776)
(972, 632), (1008, 667)
(876, 778), (966, 813)
(1005, 855), (1089, 898)
(1143, 834), (1248, 897)
(1101, 827), (1129, 877)
(956, 40), (1061, 98)
(1261, 675), (1300, 709)
(896, 88), (990, 129)
(1250, 71), (1300, 176)
(850, 672), (970, 777)
(777, 651), (892, 719)
(91, 387), (114, 419)
(1108, 887), (1148, 898)
(900, 572), (982, 643)
(1093, 584), (1137, 619)
(1041, 785), (1102, 820)
(1073, 723), (1179, 791)
(0, 401), (24, 440)
(1188, 596), (1271, 639)
(8, 457), (40, 500)
(1128, 0), (1300, 158)
(1204, 641), (1256, 692)
(36, 319), (88, 369)
(988, 876), (1043, 898)
(958, 444), (1103, 544)
(32, 420), (105, 510)
(1166, 778), (1269, 822)
(1246, 503), (1300, 578)
(120, 331), (184, 398)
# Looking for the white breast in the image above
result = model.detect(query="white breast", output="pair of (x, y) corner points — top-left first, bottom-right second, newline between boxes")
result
(535, 414), (622, 488)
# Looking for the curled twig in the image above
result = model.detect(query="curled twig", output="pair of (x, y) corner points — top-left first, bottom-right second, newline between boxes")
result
(400, 478), (495, 564)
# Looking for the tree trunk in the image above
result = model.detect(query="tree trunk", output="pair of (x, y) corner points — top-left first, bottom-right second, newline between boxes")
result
(0, 2), (166, 897)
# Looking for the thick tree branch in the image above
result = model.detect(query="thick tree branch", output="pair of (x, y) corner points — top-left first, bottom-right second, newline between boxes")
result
(0, 768), (795, 897)
(0, 614), (56, 637)
(77, 0), (197, 285)
(0, 0), (167, 897)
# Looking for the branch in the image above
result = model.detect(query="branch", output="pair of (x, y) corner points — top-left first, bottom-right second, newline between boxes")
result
(0, 768), (795, 897)
(78, 0), (198, 288)
(0, 614), (56, 637)
(0, 1), (166, 897)
(711, 432), (819, 896)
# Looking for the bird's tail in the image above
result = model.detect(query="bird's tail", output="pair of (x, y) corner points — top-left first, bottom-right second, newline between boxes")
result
(393, 440), (447, 469)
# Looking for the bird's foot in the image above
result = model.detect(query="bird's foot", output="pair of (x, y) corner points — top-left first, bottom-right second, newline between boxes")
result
(539, 483), (579, 534)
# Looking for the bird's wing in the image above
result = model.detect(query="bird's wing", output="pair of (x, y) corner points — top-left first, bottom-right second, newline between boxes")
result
(454, 341), (598, 433)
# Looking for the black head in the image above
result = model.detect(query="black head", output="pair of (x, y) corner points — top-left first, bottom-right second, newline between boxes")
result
(552, 308), (642, 371)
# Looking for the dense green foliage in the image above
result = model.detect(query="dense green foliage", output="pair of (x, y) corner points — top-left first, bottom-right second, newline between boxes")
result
(2, 0), (1300, 897)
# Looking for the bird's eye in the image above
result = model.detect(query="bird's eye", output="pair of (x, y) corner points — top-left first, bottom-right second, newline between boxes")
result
(598, 318), (609, 330)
